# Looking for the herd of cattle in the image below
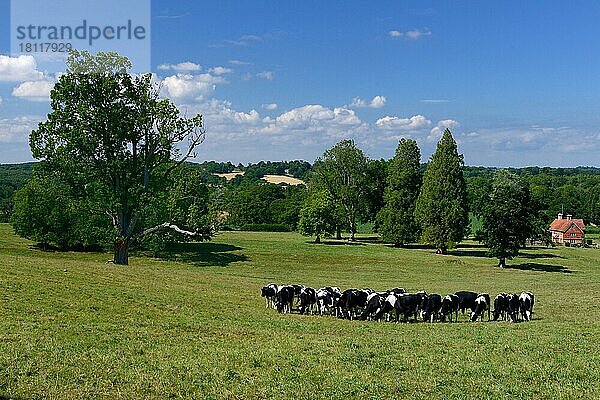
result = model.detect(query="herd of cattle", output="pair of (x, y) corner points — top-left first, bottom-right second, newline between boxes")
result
(261, 284), (535, 323)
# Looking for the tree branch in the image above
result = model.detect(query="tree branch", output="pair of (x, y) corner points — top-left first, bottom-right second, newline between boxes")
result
(134, 221), (212, 240)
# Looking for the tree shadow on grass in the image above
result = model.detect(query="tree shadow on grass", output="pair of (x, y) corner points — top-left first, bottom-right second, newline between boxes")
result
(448, 249), (489, 257)
(156, 242), (249, 267)
(518, 252), (564, 259)
(506, 262), (572, 274)
(312, 240), (366, 246)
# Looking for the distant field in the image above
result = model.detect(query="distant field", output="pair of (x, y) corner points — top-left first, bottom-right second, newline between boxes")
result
(213, 171), (305, 185)
(1, 223), (599, 399)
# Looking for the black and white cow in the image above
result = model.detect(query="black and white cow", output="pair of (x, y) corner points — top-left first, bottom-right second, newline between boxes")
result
(261, 283), (279, 309)
(415, 291), (429, 320)
(299, 287), (318, 315)
(519, 291), (535, 321)
(276, 285), (295, 313)
(470, 293), (490, 322)
(455, 291), (479, 318)
(507, 293), (520, 322)
(493, 293), (510, 321)
(360, 292), (386, 321)
(394, 293), (421, 323)
(338, 289), (370, 320)
(440, 294), (460, 322)
(421, 293), (442, 323)
(316, 288), (335, 316)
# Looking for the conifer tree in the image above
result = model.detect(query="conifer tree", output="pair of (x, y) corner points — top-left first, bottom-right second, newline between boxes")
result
(415, 129), (468, 253)
(377, 139), (422, 246)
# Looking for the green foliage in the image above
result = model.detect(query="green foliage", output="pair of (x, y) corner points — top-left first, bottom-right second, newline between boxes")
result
(224, 181), (306, 230)
(364, 158), (389, 226)
(481, 171), (535, 267)
(377, 139), (422, 245)
(298, 190), (336, 242)
(311, 140), (369, 240)
(415, 129), (469, 253)
(25, 50), (210, 264)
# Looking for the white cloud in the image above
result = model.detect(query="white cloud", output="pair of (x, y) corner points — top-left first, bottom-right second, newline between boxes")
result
(429, 119), (459, 142)
(0, 116), (42, 143)
(376, 115), (432, 130)
(161, 73), (227, 101)
(0, 96), (2, 105)
(256, 71), (274, 80)
(12, 79), (54, 102)
(0, 55), (45, 82)
(209, 66), (233, 75)
(351, 95), (386, 109)
(263, 103), (278, 110)
(157, 62), (201, 71)
(388, 29), (432, 40)
(229, 60), (252, 65)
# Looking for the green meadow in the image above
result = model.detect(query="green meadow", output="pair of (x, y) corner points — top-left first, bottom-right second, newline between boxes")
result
(1, 223), (599, 399)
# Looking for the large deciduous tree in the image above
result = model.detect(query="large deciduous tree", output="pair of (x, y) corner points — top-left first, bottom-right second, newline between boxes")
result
(415, 129), (468, 253)
(311, 140), (368, 241)
(298, 190), (336, 243)
(377, 138), (422, 246)
(481, 170), (534, 268)
(27, 50), (211, 265)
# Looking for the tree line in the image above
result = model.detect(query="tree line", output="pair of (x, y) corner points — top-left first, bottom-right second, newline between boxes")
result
(3, 51), (599, 266)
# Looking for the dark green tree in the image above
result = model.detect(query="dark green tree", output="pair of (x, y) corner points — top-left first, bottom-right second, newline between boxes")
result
(298, 190), (336, 243)
(377, 138), (422, 246)
(27, 50), (211, 264)
(311, 140), (368, 241)
(415, 129), (469, 253)
(481, 170), (534, 267)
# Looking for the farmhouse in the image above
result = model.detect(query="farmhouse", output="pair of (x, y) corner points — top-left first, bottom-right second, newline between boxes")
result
(549, 213), (586, 245)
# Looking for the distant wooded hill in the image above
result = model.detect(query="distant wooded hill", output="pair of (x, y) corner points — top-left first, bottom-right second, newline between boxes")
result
(2, 161), (600, 225)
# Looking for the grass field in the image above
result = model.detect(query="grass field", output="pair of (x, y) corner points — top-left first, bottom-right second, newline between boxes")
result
(1, 223), (599, 399)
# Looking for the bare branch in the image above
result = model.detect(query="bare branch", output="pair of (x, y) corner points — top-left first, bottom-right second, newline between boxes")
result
(163, 125), (206, 179)
(134, 221), (212, 240)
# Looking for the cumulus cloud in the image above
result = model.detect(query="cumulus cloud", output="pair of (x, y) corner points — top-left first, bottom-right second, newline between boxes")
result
(263, 103), (278, 110)
(350, 95), (386, 109)
(388, 29), (432, 40)
(209, 66), (233, 75)
(0, 116), (42, 143)
(376, 115), (432, 131)
(428, 119), (459, 142)
(157, 62), (201, 71)
(12, 79), (55, 101)
(0, 55), (45, 82)
(161, 73), (227, 101)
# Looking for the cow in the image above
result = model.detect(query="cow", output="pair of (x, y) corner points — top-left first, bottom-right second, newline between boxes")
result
(493, 293), (510, 321)
(338, 289), (369, 320)
(276, 285), (295, 313)
(415, 291), (429, 320)
(360, 293), (386, 321)
(507, 293), (520, 322)
(394, 293), (421, 323)
(455, 291), (479, 319)
(299, 287), (318, 315)
(316, 288), (335, 315)
(261, 283), (278, 309)
(470, 293), (490, 322)
(519, 291), (535, 321)
(421, 293), (442, 322)
(440, 294), (460, 322)
(290, 284), (305, 310)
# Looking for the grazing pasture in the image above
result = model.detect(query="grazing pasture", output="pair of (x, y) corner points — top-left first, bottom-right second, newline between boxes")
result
(0, 223), (599, 399)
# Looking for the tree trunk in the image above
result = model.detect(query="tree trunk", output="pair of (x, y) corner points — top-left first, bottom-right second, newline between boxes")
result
(315, 234), (321, 244)
(349, 218), (356, 242)
(336, 226), (342, 240)
(437, 246), (447, 255)
(498, 257), (506, 268)
(113, 239), (130, 265)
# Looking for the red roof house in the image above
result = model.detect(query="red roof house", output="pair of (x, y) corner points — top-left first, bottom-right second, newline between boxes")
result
(549, 213), (586, 245)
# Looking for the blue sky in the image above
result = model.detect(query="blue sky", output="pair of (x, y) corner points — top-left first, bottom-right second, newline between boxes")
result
(1, 0), (600, 166)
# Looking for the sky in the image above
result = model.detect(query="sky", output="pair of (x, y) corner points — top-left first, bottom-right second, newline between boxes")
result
(1, 0), (600, 167)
